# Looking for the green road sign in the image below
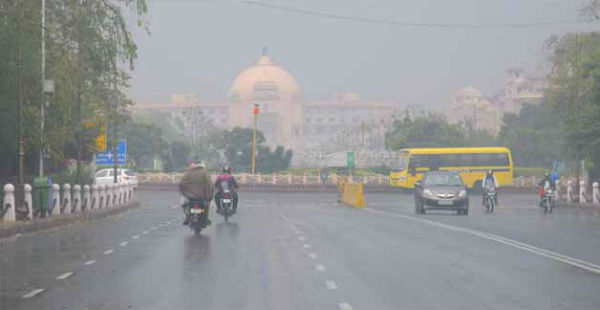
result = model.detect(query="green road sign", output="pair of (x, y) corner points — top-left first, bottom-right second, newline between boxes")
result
(347, 152), (355, 169)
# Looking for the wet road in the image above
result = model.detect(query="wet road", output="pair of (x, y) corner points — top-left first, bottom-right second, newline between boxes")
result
(2, 190), (600, 309)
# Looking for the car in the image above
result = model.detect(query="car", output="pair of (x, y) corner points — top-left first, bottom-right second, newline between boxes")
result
(94, 168), (138, 186)
(414, 171), (469, 215)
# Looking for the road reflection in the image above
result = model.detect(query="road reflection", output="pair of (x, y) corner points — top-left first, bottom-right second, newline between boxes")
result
(215, 221), (239, 238)
(183, 234), (211, 262)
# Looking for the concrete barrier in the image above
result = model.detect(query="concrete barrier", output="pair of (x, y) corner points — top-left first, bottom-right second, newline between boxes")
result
(72, 184), (81, 213)
(340, 183), (366, 208)
(83, 185), (90, 211)
(24, 184), (33, 220)
(2, 184), (16, 222)
(91, 184), (99, 210)
(50, 184), (61, 216)
(61, 184), (71, 214)
(106, 184), (112, 208)
(593, 182), (599, 205)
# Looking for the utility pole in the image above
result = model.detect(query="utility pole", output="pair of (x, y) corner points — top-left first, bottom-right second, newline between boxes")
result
(16, 6), (24, 184)
(252, 104), (259, 174)
(39, 0), (45, 177)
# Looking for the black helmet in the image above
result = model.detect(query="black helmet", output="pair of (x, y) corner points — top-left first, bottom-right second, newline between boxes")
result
(487, 169), (493, 175)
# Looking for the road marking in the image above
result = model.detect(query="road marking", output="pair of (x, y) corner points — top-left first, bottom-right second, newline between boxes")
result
(316, 264), (326, 271)
(120, 241), (128, 247)
(326, 280), (338, 290)
(103, 249), (114, 255)
(84, 260), (97, 266)
(303, 244), (311, 248)
(56, 272), (74, 280)
(364, 208), (600, 275)
(308, 253), (318, 259)
(22, 288), (45, 299)
(294, 230), (301, 234)
(338, 302), (353, 310)
(132, 235), (140, 240)
(142, 230), (149, 234)
(298, 236), (306, 241)
(274, 206), (293, 224)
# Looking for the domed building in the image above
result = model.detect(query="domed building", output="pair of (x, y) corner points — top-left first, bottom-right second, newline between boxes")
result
(132, 50), (402, 168)
(227, 53), (305, 150)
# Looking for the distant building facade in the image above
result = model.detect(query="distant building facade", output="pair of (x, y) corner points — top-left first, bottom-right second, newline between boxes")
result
(132, 52), (402, 168)
(447, 68), (548, 135)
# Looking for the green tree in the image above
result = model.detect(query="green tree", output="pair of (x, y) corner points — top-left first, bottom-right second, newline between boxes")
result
(385, 112), (466, 150)
(122, 122), (167, 170)
(545, 31), (600, 178)
(497, 104), (565, 167)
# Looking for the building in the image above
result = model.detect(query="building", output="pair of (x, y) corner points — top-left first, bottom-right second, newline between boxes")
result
(447, 87), (500, 134)
(447, 68), (548, 135)
(132, 51), (402, 168)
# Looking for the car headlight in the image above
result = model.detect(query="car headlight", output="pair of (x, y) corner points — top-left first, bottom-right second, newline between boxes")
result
(423, 189), (433, 197)
(458, 190), (467, 198)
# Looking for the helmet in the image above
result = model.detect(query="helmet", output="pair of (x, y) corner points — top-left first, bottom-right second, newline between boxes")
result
(487, 169), (493, 175)
(223, 166), (231, 174)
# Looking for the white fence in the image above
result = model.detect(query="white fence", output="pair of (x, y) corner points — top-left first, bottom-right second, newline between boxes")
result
(1, 183), (136, 223)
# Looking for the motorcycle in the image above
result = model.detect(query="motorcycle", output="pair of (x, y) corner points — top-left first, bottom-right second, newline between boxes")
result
(216, 181), (236, 221)
(483, 184), (497, 213)
(184, 199), (209, 234)
(539, 182), (555, 214)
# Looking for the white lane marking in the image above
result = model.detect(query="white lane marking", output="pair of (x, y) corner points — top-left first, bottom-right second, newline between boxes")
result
(338, 302), (353, 310)
(132, 235), (140, 240)
(308, 253), (318, 259)
(303, 244), (311, 248)
(120, 241), (128, 247)
(364, 208), (600, 275)
(142, 230), (149, 234)
(298, 236), (306, 241)
(274, 206), (293, 224)
(326, 280), (338, 290)
(56, 272), (74, 280)
(316, 264), (326, 272)
(22, 288), (45, 299)
(84, 260), (97, 266)
(103, 249), (114, 255)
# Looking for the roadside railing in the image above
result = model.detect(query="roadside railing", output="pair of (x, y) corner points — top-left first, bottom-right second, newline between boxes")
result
(1, 182), (137, 223)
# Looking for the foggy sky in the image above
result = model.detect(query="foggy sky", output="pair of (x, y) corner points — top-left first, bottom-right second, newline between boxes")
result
(130, 0), (596, 107)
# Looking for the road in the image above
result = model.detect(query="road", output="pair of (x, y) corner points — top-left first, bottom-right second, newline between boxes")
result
(2, 190), (600, 309)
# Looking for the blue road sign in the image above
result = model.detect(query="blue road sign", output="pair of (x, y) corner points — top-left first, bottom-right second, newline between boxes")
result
(96, 140), (127, 165)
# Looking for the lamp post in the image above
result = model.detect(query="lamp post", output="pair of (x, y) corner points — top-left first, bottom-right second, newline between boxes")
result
(40, 79), (54, 177)
(252, 104), (259, 174)
(39, 0), (46, 177)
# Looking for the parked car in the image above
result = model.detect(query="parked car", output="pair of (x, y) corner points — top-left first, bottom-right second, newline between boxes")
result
(94, 168), (138, 186)
(414, 171), (469, 215)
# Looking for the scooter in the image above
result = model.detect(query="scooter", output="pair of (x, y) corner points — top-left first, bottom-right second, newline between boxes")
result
(185, 199), (209, 234)
(483, 184), (496, 213)
(540, 184), (555, 214)
(216, 181), (236, 221)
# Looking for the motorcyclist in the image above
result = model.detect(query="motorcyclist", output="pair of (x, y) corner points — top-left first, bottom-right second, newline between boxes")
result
(538, 171), (556, 204)
(214, 166), (239, 213)
(481, 169), (499, 206)
(178, 160), (214, 225)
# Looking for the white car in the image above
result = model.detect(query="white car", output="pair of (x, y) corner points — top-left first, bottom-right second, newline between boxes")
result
(94, 168), (138, 186)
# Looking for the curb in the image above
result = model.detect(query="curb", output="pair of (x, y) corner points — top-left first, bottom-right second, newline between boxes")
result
(0, 201), (141, 240)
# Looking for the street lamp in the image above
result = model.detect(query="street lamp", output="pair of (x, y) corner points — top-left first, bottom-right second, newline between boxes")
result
(40, 79), (54, 177)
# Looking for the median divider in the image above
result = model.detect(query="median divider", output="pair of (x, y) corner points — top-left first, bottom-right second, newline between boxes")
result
(338, 179), (366, 208)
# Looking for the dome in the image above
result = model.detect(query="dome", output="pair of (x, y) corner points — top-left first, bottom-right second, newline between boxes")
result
(229, 54), (300, 101)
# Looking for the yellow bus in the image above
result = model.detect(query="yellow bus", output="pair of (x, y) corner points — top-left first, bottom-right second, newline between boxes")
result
(389, 147), (514, 189)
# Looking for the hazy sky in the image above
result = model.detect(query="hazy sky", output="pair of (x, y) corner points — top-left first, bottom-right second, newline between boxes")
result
(130, 0), (596, 107)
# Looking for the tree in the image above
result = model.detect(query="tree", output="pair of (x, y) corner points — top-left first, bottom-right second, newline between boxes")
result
(385, 112), (466, 150)
(545, 31), (600, 178)
(497, 104), (565, 167)
(122, 122), (167, 170)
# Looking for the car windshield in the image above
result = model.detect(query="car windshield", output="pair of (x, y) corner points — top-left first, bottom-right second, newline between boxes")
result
(425, 174), (463, 186)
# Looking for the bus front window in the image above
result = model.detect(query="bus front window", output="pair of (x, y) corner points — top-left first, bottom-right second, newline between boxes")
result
(392, 155), (407, 172)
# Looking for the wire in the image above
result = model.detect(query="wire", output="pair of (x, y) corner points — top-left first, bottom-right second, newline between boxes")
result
(243, 0), (586, 30)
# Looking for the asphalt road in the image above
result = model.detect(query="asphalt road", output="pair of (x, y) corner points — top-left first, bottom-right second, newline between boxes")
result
(2, 190), (600, 309)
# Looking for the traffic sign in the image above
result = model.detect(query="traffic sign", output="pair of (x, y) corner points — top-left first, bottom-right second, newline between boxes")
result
(347, 152), (355, 169)
(96, 140), (126, 165)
